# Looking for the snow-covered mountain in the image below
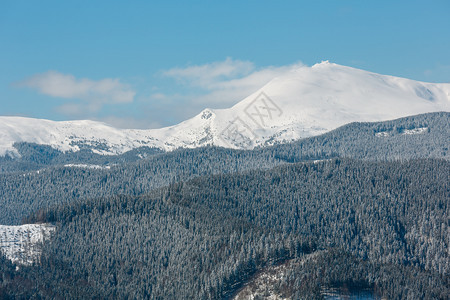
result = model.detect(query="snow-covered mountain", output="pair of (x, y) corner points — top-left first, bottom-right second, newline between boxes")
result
(1, 61), (449, 156)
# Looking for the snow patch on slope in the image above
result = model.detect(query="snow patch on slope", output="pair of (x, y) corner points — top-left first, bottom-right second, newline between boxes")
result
(234, 262), (291, 300)
(64, 164), (111, 169)
(0, 224), (55, 265)
(402, 127), (428, 135)
(375, 126), (429, 137)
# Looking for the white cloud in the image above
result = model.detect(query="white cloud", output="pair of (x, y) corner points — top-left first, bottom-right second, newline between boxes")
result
(161, 58), (305, 107)
(163, 57), (255, 89)
(18, 71), (135, 104)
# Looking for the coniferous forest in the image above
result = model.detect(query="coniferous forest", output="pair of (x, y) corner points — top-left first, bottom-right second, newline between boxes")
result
(0, 113), (449, 299)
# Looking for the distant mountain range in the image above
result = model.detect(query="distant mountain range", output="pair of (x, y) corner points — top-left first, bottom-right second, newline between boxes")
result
(1, 61), (449, 156)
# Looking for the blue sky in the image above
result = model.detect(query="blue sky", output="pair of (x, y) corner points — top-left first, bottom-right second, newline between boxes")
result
(1, 0), (449, 128)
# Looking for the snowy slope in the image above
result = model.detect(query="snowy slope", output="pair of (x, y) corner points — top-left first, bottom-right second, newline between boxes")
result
(1, 62), (449, 156)
(0, 224), (55, 265)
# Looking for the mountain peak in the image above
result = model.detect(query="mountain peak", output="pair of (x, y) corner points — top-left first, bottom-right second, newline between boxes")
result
(313, 60), (332, 66)
(0, 63), (449, 155)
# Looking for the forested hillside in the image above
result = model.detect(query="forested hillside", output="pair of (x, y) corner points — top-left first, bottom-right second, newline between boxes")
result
(1, 159), (448, 299)
(0, 112), (448, 225)
(0, 147), (281, 225)
(264, 111), (449, 162)
(0, 112), (448, 299)
(0, 145), (164, 174)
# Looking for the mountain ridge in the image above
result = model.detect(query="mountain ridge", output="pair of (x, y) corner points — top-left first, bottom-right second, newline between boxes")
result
(1, 62), (449, 156)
